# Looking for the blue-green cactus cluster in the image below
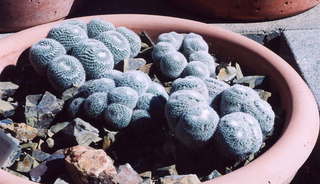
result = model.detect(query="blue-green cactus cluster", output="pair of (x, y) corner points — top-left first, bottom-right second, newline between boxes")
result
(47, 55), (86, 92)
(30, 19), (143, 92)
(158, 32), (184, 50)
(64, 69), (168, 131)
(95, 31), (131, 64)
(189, 51), (217, 77)
(170, 76), (209, 100)
(87, 18), (115, 38)
(152, 32), (217, 79)
(83, 92), (109, 119)
(159, 51), (188, 79)
(181, 61), (210, 79)
(175, 105), (219, 149)
(77, 78), (116, 98)
(220, 84), (275, 136)
(29, 38), (66, 76)
(215, 112), (263, 159)
(61, 20), (88, 33)
(116, 27), (142, 58)
(116, 70), (151, 95)
(47, 24), (88, 51)
(70, 39), (114, 80)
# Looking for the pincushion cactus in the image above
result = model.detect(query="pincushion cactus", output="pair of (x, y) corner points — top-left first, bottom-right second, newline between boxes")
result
(158, 32), (184, 50)
(61, 20), (88, 33)
(70, 39), (114, 80)
(66, 97), (85, 119)
(159, 51), (188, 79)
(175, 105), (219, 149)
(29, 38), (66, 76)
(95, 31), (131, 64)
(116, 71), (151, 95)
(116, 27), (141, 58)
(181, 61), (210, 79)
(152, 42), (176, 62)
(220, 85), (275, 136)
(103, 103), (133, 130)
(242, 99), (275, 136)
(181, 33), (209, 56)
(82, 92), (108, 119)
(215, 112), (263, 159)
(220, 84), (260, 113)
(170, 76), (209, 100)
(47, 24), (88, 51)
(108, 87), (139, 109)
(165, 90), (207, 130)
(87, 18), (115, 38)
(78, 78), (115, 98)
(47, 55), (86, 92)
(146, 82), (169, 100)
(204, 78), (230, 107)
(95, 69), (124, 83)
(136, 92), (166, 118)
(189, 51), (217, 77)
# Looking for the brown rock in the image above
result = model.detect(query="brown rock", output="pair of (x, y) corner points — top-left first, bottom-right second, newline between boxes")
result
(115, 163), (143, 184)
(64, 145), (117, 184)
(0, 123), (38, 142)
(160, 175), (201, 184)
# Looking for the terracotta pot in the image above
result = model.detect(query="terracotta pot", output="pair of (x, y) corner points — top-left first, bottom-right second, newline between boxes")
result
(0, 15), (318, 184)
(173, 0), (320, 21)
(0, 0), (84, 32)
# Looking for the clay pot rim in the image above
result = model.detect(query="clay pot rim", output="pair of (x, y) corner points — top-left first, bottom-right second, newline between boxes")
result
(0, 14), (318, 184)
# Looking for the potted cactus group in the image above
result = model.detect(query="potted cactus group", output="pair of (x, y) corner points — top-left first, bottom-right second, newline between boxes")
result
(0, 15), (318, 184)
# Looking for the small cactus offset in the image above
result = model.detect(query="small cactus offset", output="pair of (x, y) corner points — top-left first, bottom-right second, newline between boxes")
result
(87, 18), (115, 38)
(95, 31), (131, 64)
(47, 24), (88, 51)
(116, 26), (142, 58)
(215, 112), (263, 159)
(47, 55), (86, 92)
(29, 38), (66, 76)
(70, 39), (114, 80)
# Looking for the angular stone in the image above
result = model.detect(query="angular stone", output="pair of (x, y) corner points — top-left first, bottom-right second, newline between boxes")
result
(140, 171), (152, 179)
(155, 165), (178, 177)
(0, 82), (19, 100)
(217, 66), (237, 82)
(280, 30), (320, 106)
(53, 175), (71, 184)
(102, 129), (118, 150)
(13, 154), (35, 173)
(50, 122), (69, 134)
(234, 76), (266, 88)
(160, 175), (201, 184)
(0, 130), (21, 167)
(0, 118), (13, 124)
(29, 150), (65, 183)
(25, 92), (64, 129)
(0, 123), (38, 142)
(124, 58), (147, 72)
(59, 118), (101, 146)
(0, 99), (16, 118)
(46, 137), (55, 148)
(64, 145), (117, 184)
(115, 163), (143, 184)
(61, 87), (80, 101)
(32, 150), (51, 162)
(205, 170), (222, 180)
